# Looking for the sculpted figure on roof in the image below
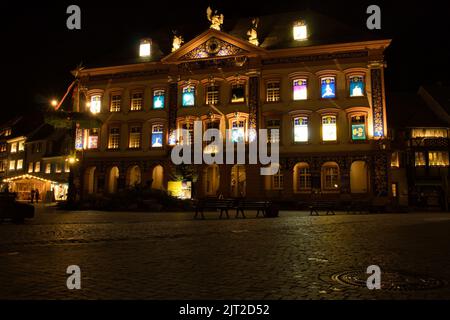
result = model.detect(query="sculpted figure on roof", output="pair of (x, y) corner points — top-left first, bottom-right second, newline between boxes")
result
(206, 6), (224, 31)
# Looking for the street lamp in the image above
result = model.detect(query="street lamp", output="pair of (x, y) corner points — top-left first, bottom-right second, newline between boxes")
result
(51, 99), (58, 107)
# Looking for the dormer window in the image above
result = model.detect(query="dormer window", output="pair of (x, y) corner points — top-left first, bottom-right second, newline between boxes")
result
(293, 20), (308, 41)
(139, 39), (151, 57)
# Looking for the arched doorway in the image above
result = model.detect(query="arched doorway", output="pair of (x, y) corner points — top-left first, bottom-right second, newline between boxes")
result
(107, 166), (119, 194)
(204, 164), (220, 196)
(151, 165), (164, 190)
(84, 167), (97, 194)
(127, 165), (141, 187)
(350, 161), (369, 193)
(231, 165), (246, 197)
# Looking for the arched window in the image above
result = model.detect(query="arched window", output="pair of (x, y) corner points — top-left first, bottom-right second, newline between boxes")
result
(152, 165), (164, 190)
(84, 167), (97, 194)
(204, 165), (220, 196)
(231, 165), (246, 197)
(107, 167), (119, 194)
(321, 162), (339, 191)
(293, 162), (311, 193)
(127, 165), (141, 187)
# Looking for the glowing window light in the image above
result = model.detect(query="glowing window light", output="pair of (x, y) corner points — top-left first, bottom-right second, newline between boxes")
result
(351, 115), (366, 140)
(151, 124), (164, 148)
(182, 86), (195, 107)
(411, 128), (448, 138)
(90, 95), (101, 114)
(139, 39), (151, 57)
(9, 160), (15, 171)
(415, 152), (426, 167)
(294, 117), (308, 142)
(45, 163), (51, 174)
(322, 116), (337, 141)
(17, 159), (23, 170)
(321, 77), (336, 99)
(349, 76), (364, 97)
(153, 90), (165, 109)
(293, 21), (308, 41)
(428, 151), (449, 167)
(293, 79), (307, 100)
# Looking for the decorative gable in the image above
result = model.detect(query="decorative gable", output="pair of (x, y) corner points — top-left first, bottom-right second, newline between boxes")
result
(180, 37), (247, 60)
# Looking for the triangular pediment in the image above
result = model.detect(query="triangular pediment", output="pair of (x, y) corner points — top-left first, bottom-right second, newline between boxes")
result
(162, 29), (266, 63)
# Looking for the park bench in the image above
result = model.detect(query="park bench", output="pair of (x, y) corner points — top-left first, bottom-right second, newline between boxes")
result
(309, 201), (337, 216)
(0, 193), (34, 224)
(193, 198), (236, 219)
(235, 200), (272, 218)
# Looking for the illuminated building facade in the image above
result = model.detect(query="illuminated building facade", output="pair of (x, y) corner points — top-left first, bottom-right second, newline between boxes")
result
(73, 10), (391, 202)
(0, 116), (71, 202)
(389, 86), (450, 210)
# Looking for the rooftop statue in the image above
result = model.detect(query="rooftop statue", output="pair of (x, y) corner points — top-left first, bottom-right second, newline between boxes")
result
(206, 6), (224, 31)
(172, 34), (184, 52)
(247, 18), (259, 46)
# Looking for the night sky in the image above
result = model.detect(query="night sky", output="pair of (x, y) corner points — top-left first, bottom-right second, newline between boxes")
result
(2, 0), (449, 121)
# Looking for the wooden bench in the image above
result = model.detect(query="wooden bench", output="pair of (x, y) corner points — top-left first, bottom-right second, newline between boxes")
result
(193, 199), (236, 219)
(235, 200), (271, 218)
(309, 201), (337, 216)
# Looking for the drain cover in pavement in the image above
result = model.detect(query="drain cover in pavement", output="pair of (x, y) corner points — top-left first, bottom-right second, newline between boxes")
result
(330, 270), (446, 291)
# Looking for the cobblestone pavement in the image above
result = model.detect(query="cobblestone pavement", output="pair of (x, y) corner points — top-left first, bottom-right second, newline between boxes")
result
(1, 205), (450, 300)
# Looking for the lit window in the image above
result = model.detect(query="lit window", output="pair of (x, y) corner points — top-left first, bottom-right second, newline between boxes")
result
(4, 128), (11, 136)
(129, 126), (142, 149)
(231, 120), (246, 143)
(0, 143), (6, 152)
(411, 128), (448, 138)
(294, 117), (308, 142)
(204, 121), (220, 154)
(18, 141), (25, 152)
(428, 151), (449, 167)
(0, 160), (6, 172)
(65, 162), (70, 173)
(391, 152), (400, 168)
(28, 162), (34, 173)
(321, 77), (336, 99)
(293, 79), (307, 100)
(10, 143), (17, 153)
(35, 162), (41, 173)
(294, 163), (311, 192)
(153, 90), (165, 109)
(267, 120), (281, 144)
(9, 160), (15, 171)
(87, 129), (99, 149)
(151, 124), (164, 148)
(293, 21), (307, 40)
(55, 163), (62, 173)
(180, 123), (194, 145)
(415, 152), (426, 167)
(206, 85), (219, 105)
(266, 82), (280, 102)
(90, 95), (101, 113)
(392, 183), (398, 198)
(231, 84), (245, 103)
(182, 86), (195, 107)
(322, 116), (337, 141)
(322, 163), (339, 190)
(110, 94), (121, 112)
(130, 92), (143, 111)
(17, 159), (23, 170)
(45, 163), (51, 174)
(108, 127), (120, 149)
(349, 76), (364, 97)
(139, 39), (151, 57)
(351, 115), (366, 140)
(272, 168), (284, 190)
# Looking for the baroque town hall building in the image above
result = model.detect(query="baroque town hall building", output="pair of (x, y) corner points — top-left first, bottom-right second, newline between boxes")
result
(73, 10), (391, 202)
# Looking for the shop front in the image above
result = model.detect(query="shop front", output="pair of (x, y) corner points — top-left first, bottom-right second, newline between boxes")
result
(2, 174), (68, 202)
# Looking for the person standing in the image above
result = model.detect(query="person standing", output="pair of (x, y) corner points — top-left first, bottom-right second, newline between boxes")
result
(30, 189), (35, 203)
(35, 189), (40, 204)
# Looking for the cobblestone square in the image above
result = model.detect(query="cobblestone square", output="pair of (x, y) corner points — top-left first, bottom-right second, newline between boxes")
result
(1, 207), (450, 299)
